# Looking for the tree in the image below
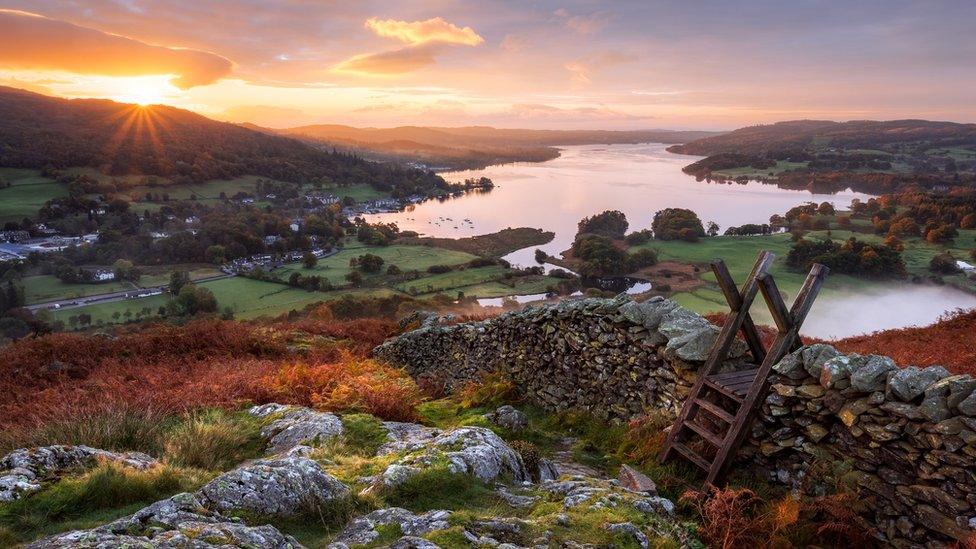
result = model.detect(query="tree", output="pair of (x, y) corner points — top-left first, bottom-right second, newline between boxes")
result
(930, 252), (961, 274)
(113, 259), (140, 282)
(167, 284), (218, 316)
(345, 270), (364, 287)
(577, 210), (629, 239)
(357, 254), (385, 273)
(706, 222), (720, 237)
(205, 245), (227, 264)
(651, 209), (705, 241)
(302, 251), (318, 269)
(572, 234), (629, 278)
(169, 270), (191, 294)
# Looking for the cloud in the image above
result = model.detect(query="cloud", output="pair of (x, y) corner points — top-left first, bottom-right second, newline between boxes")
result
(219, 104), (308, 127)
(565, 52), (638, 86)
(335, 44), (440, 75)
(336, 16), (483, 75)
(364, 17), (483, 46)
(0, 9), (232, 89)
(511, 102), (652, 122)
(554, 9), (614, 35)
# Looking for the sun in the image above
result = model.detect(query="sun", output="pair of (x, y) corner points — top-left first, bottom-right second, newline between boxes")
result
(109, 75), (175, 106)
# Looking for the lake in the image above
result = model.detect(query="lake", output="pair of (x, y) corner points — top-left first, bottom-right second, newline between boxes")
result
(366, 143), (976, 337)
(368, 144), (872, 266)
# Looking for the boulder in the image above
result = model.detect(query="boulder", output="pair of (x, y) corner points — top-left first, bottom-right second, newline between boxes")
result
(378, 421), (443, 456)
(333, 508), (451, 545)
(383, 427), (529, 485)
(249, 404), (343, 454)
(485, 405), (529, 432)
(617, 464), (657, 494)
(850, 355), (898, 393)
(888, 366), (950, 402)
(0, 445), (157, 502)
(199, 455), (350, 518)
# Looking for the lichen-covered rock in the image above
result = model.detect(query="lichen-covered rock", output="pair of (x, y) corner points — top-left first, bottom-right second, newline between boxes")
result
(199, 455), (350, 517)
(659, 308), (746, 362)
(0, 445), (157, 502)
(888, 366), (950, 402)
(383, 427), (529, 485)
(617, 464), (656, 494)
(485, 405), (529, 432)
(389, 536), (441, 549)
(28, 492), (303, 548)
(378, 421), (443, 456)
(333, 508), (451, 545)
(249, 404), (343, 453)
(850, 355), (897, 393)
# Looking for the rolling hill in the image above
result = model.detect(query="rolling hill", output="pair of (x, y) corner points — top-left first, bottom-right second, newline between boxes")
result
(277, 124), (722, 170)
(0, 86), (440, 189)
(668, 119), (976, 156)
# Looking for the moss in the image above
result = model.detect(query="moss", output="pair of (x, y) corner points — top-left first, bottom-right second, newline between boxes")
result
(383, 466), (500, 512)
(424, 526), (475, 548)
(340, 413), (389, 456)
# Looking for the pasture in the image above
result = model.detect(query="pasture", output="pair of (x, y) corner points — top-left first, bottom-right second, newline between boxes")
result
(0, 169), (68, 223)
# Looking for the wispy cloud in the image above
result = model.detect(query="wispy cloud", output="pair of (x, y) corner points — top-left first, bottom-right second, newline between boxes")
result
(0, 9), (232, 88)
(364, 17), (483, 46)
(553, 9), (614, 35)
(336, 16), (484, 75)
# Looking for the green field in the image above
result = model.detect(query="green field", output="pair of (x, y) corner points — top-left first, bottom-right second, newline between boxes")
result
(278, 242), (479, 286)
(635, 224), (976, 321)
(22, 275), (133, 305)
(925, 147), (976, 161)
(711, 160), (808, 179)
(329, 183), (389, 202)
(0, 169), (68, 223)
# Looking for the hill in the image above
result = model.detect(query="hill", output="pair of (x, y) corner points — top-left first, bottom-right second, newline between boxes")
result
(0, 86), (442, 190)
(278, 124), (722, 170)
(668, 119), (976, 156)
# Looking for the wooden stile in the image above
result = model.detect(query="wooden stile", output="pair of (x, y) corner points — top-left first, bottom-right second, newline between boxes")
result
(658, 251), (828, 485)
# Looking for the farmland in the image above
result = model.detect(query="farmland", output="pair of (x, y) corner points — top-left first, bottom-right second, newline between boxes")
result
(0, 169), (67, 223)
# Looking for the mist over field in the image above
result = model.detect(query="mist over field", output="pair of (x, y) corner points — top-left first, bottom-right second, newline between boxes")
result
(801, 283), (976, 339)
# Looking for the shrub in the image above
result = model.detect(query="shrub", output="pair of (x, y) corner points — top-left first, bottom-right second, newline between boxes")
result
(265, 355), (423, 422)
(457, 372), (517, 409)
(679, 486), (767, 549)
(627, 248), (658, 270)
(426, 265), (453, 274)
(510, 440), (541, 481)
(163, 410), (263, 471)
(930, 252), (961, 274)
(624, 229), (654, 245)
(571, 234), (629, 278)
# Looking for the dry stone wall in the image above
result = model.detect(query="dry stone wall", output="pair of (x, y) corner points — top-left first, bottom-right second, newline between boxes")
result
(375, 295), (749, 420)
(374, 296), (976, 546)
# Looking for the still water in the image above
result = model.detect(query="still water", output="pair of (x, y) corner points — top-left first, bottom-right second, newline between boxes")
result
(366, 143), (976, 337)
(367, 143), (872, 266)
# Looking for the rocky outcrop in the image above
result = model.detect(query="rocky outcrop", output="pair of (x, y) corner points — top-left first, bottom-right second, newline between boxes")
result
(374, 296), (748, 420)
(0, 445), (157, 502)
(747, 346), (976, 546)
(485, 405), (529, 432)
(383, 426), (530, 485)
(28, 492), (303, 548)
(332, 508), (452, 545)
(200, 455), (350, 517)
(249, 403), (344, 454)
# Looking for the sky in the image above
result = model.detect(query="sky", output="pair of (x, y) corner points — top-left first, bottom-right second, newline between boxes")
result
(0, 1), (974, 130)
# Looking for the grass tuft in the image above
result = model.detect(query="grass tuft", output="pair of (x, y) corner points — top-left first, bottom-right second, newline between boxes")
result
(162, 410), (264, 471)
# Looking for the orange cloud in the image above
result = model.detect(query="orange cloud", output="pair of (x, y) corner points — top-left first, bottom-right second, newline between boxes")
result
(364, 17), (484, 46)
(0, 9), (232, 89)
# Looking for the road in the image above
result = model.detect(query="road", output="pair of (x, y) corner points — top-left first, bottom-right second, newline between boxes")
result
(26, 273), (236, 313)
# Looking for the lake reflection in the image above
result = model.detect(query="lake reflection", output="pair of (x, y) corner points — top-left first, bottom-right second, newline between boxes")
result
(365, 143), (873, 267)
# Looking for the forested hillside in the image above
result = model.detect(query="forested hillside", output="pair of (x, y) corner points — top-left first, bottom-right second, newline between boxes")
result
(0, 86), (443, 191)
(669, 119), (976, 156)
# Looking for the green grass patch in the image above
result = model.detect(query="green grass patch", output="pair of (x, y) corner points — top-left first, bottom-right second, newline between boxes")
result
(711, 160), (807, 179)
(339, 414), (389, 457)
(0, 407), (174, 456)
(383, 465), (500, 512)
(0, 463), (209, 543)
(22, 275), (132, 305)
(0, 168), (68, 223)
